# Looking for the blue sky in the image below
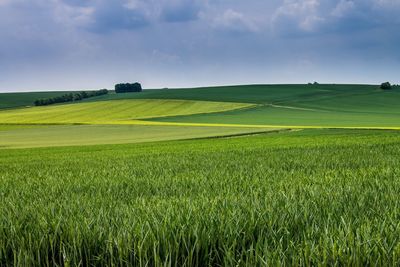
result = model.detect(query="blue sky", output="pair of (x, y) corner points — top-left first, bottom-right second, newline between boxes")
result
(0, 0), (399, 92)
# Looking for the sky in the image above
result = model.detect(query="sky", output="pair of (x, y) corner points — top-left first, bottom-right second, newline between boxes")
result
(0, 0), (399, 92)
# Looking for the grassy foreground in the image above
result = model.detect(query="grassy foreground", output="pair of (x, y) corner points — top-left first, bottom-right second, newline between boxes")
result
(1, 129), (400, 266)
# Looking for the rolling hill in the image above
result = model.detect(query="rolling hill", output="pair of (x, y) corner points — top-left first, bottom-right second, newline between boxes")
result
(0, 91), (75, 109)
(0, 84), (400, 128)
(1, 84), (400, 148)
(0, 99), (254, 125)
(2, 84), (400, 265)
(81, 84), (382, 104)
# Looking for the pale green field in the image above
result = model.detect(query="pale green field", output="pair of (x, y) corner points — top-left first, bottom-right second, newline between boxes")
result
(0, 99), (254, 125)
(0, 124), (278, 149)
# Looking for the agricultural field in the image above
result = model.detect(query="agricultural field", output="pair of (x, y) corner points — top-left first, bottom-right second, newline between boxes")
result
(149, 84), (400, 128)
(0, 91), (76, 110)
(1, 130), (400, 266)
(0, 99), (253, 125)
(0, 124), (277, 149)
(1, 84), (400, 266)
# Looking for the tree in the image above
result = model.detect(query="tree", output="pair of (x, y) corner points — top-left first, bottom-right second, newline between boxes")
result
(115, 83), (142, 93)
(380, 82), (392, 90)
(34, 89), (109, 106)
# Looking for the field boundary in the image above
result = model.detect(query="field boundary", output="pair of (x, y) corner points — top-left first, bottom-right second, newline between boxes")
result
(182, 128), (292, 141)
(130, 120), (400, 130)
(1, 121), (400, 130)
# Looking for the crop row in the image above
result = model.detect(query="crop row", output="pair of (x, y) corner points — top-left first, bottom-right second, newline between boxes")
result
(1, 129), (400, 266)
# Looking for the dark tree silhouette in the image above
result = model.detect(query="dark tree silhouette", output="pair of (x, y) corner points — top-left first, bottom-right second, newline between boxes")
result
(380, 82), (392, 90)
(34, 89), (109, 106)
(115, 83), (142, 93)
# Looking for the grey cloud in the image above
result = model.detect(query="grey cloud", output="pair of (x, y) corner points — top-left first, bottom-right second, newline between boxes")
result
(88, 1), (149, 32)
(1, 0), (400, 92)
(159, 0), (201, 22)
(58, 0), (205, 32)
(272, 0), (400, 36)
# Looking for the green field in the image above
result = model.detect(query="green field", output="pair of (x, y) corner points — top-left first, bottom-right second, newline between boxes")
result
(0, 91), (76, 110)
(149, 85), (400, 128)
(153, 103), (400, 127)
(1, 130), (400, 266)
(0, 99), (253, 125)
(0, 124), (277, 149)
(1, 84), (398, 128)
(82, 84), (382, 104)
(1, 84), (400, 266)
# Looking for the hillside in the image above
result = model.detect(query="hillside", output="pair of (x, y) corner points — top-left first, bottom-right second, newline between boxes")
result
(0, 99), (253, 125)
(82, 84), (381, 104)
(1, 84), (400, 128)
(0, 91), (74, 109)
(144, 84), (400, 128)
(1, 84), (400, 149)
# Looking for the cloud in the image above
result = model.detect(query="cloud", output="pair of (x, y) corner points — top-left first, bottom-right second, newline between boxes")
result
(1, 0), (400, 92)
(159, 0), (201, 22)
(212, 9), (258, 33)
(331, 0), (355, 17)
(271, 0), (400, 36)
(272, 0), (326, 33)
(88, 1), (149, 32)
(54, 0), (206, 32)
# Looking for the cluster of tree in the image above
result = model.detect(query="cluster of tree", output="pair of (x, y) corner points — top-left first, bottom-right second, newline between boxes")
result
(380, 82), (392, 90)
(115, 83), (142, 93)
(308, 82), (319, 85)
(34, 89), (109, 106)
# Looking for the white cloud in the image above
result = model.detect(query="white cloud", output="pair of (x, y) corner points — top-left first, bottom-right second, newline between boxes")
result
(53, 2), (94, 28)
(331, 0), (355, 17)
(123, 0), (203, 23)
(374, 0), (400, 8)
(299, 15), (325, 31)
(272, 0), (325, 32)
(1, 0), (400, 92)
(213, 9), (258, 32)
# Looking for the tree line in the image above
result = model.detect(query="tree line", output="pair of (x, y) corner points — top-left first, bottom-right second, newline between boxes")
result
(34, 89), (109, 106)
(115, 83), (142, 93)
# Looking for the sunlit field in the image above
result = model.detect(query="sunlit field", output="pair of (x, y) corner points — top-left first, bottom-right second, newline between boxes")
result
(1, 130), (400, 266)
(1, 84), (400, 266)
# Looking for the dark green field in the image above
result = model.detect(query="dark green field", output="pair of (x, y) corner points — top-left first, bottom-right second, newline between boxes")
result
(1, 84), (399, 129)
(83, 84), (382, 104)
(1, 84), (400, 266)
(148, 84), (400, 128)
(0, 91), (76, 110)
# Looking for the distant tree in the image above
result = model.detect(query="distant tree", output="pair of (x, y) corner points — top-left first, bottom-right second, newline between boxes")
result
(73, 93), (83, 101)
(34, 89), (109, 106)
(34, 99), (45, 106)
(115, 83), (142, 93)
(380, 82), (392, 90)
(313, 81), (319, 85)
